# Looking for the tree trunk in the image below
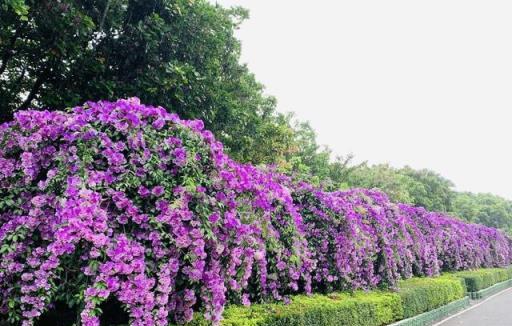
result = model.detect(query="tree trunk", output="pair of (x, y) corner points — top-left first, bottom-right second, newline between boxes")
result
(18, 65), (51, 110)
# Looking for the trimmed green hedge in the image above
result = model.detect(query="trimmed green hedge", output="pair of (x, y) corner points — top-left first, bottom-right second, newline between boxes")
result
(186, 268), (512, 326)
(397, 276), (466, 319)
(451, 267), (512, 292)
(188, 277), (465, 325)
(190, 292), (403, 326)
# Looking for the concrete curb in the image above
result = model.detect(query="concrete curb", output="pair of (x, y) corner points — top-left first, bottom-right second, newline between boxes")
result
(432, 286), (512, 326)
(468, 279), (512, 300)
(390, 278), (512, 326)
(389, 297), (470, 326)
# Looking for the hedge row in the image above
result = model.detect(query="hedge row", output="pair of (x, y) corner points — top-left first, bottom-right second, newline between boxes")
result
(451, 266), (512, 292)
(398, 276), (465, 319)
(204, 268), (512, 326)
(397, 267), (512, 320)
(188, 292), (402, 326)
(188, 276), (468, 326)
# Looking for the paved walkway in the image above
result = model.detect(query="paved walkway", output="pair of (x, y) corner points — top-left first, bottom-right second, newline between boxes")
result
(438, 288), (512, 326)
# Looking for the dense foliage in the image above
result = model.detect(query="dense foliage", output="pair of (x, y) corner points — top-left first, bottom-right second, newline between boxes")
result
(0, 99), (510, 325)
(397, 276), (465, 319)
(191, 291), (403, 326)
(452, 192), (512, 233)
(293, 185), (511, 290)
(453, 267), (512, 292)
(0, 0), (299, 165)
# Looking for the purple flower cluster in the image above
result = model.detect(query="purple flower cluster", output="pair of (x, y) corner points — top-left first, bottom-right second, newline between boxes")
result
(291, 183), (511, 291)
(0, 98), (510, 325)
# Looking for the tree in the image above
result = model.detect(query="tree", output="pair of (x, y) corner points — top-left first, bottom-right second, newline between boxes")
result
(278, 119), (361, 189)
(347, 164), (455, 212)
(452, 192), (512, 233)
(400, 167), (455, 212)
(0, 0), (293, 164)
(347, 164), (418, 204)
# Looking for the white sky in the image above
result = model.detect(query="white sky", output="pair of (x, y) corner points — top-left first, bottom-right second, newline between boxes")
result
(212, 0), (512, 199)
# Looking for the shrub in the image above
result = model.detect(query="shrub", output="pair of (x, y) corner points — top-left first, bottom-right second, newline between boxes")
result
(293, 186), (441, 292)
(292, 182), (511, 293)
(190, 273), (472, 325)
(452, 267), (512, 292)
(189, 291), (403, 326)
(398, 276), (466, 319)
(0, 99), (314, 325)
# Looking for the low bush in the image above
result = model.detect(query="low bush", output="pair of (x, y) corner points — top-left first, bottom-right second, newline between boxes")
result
(452, 267), (512, 292)
(190, 273), (475, 325)
(189, 291), (403, 326)
(397, 276), (466, 319)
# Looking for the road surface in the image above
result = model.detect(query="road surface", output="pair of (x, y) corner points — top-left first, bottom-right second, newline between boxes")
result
(438, 288), (512, 326)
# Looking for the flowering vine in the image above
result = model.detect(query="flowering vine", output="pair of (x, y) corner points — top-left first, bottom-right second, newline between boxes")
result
(0, 98), (510, 325)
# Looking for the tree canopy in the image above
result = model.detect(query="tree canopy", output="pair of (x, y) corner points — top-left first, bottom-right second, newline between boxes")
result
(347, 164), (454, 212)
(452, 192), (512, 233)
(0, 0), (296, 164)
(346, 163), (512, 234)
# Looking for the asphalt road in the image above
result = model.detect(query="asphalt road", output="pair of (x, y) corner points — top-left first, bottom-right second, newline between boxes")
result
(438, 288), (512, 326)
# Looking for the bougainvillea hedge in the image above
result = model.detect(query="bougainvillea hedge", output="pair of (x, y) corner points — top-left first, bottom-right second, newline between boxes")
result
(0, 98), (510, 326)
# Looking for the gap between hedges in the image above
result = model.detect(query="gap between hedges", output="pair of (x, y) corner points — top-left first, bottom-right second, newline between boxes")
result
(186, 267), (512, 326)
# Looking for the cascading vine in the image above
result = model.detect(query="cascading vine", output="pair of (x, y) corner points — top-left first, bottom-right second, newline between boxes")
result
(0, 98), (510, 326)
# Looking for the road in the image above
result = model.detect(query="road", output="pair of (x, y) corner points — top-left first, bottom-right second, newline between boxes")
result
(438, 288), (512, 326)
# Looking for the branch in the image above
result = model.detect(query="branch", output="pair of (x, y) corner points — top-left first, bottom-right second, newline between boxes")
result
(99, 0), (112, 32)
(18, 65), (51, 110)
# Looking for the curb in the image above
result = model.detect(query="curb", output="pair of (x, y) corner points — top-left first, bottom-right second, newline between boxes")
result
(390, 278), (512, 326)
(389, 297), (470, 326)
(432, 286), (512, 326)
(468, 279), (512, 300)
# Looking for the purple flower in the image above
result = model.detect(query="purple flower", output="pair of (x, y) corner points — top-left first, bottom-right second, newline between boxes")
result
(30, 195), (46, 208)
(152, 119), (165, 130)
(172, 147), (187, 167)
(2, 98), (510, 326)
(138, 186), (150, 197)
(152, 186), (165, 197)
(208, 212), (220, 224)
(241, 293), (251, 306)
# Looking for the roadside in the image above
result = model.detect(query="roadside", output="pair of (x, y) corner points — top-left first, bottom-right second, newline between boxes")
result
(436, 287), (512, 326)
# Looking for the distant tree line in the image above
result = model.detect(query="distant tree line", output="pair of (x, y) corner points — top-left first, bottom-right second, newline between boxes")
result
(343, 163), (512, 234)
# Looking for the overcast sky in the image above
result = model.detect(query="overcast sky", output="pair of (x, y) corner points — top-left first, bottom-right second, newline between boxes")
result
(212, 0), (512, 199)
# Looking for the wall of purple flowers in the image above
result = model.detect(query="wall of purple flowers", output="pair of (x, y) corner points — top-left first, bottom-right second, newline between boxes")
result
(0, 98), (510, 326)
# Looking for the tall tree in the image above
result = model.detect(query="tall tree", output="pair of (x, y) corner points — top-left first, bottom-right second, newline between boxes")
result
(400, 167), (455, 212)
(347, 164), (455, 212)
(347, 164), (419, 204)
(279, 119), (361, 189)
(0, 0), (293, 164)
(452, 192), (512, 232)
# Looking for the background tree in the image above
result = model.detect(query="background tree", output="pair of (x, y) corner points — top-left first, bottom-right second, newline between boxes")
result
(400, 167), (455, 212)
(452, 192), (512, 232)
(346, 163), (512, 234)
(347, 164), (454, 212)
(277, 119), (361, 189)
(0, 0), (294, 164)
(347, 164), (419, 204)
